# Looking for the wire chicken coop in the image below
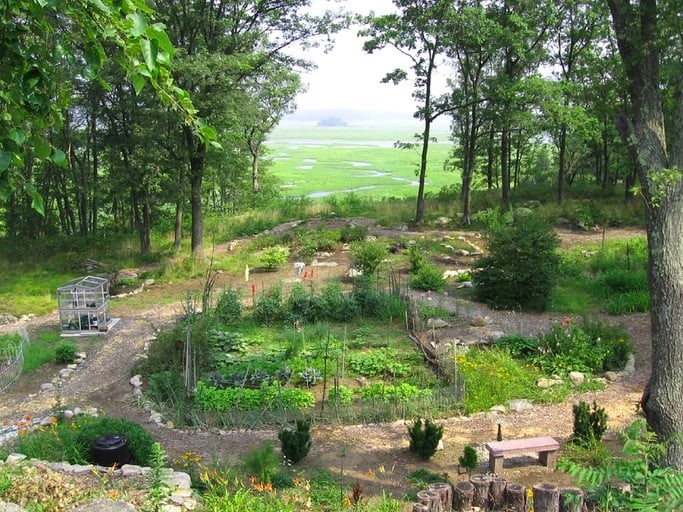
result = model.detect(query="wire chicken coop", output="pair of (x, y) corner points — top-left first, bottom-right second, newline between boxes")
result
(57, 276), (113, 336)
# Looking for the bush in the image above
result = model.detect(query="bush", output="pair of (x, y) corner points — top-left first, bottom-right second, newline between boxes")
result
(407, 418), (444, 460)
(54, 341), (77, 364)
(473, 214), (560, 310)
(214, 287), (242, 325)
(278, 419), (312, 464)
(350, 240), (386, 276)
(459, 445), (478, 476)
(328, 385), (355, 405)
(253, 285), (285, 325)
(260, 246), (289, 270)
(242, 441), (280, 484)
(572, 401), (607, 445)
(410, 263), (446, 292)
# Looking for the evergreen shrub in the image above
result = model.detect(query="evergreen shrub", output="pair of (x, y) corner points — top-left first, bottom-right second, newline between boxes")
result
(572, 401), (607, 445)
(407, 418), (444, 460)
(278, 419), (312, 464)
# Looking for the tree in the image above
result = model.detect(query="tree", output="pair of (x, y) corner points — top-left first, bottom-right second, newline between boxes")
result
(606, 0), (683, 468)
(0, 0), (211, 212)
(362, 0), (455, 224)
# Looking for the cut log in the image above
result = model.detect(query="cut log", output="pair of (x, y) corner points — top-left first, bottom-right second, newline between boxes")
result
(453, 481), (475, 512)
(417, 489), (443, 512)
(492, 477), (509, 510)
(413, 504), (430, 512)
(533, 483), (560, 512)
(471, 475), (493, 509)
(504, 483), (527, 511)
(429, 482), (453, 512)
(559, 487), (585, 512)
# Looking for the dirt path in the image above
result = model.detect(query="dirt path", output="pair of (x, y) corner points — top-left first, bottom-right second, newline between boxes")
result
(0, 224), (650, 500)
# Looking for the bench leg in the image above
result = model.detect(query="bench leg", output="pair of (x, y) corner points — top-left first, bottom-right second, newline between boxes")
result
(489, 453), (503, 474)
(539, 450), (558, 469)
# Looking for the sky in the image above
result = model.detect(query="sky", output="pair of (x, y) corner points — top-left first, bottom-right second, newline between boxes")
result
(291, 0), (440, 116)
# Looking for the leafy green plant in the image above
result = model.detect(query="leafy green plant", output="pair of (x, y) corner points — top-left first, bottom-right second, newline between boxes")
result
(242, 441), (280, 484)
(572, 401), (608, 445)
(407, 418), (444, 460)
(144, 442), (172, 512)
(408, 244), (428, 273)
(359, 383), (431, 403)
(459, 445), (478, 477)
(299, 367), (322, 386)
(410, 263), (446, 292)
(349, 240), (386, 276)
(253, 285), (285, 325)
(54, 341), (77, 364)
(340, 225), (368, 243)
(473, 214), (560, 310)
(260, 246), (289, 270)
(560, 420), (683, 511)
(328, 385), (355, 405)
(214, 287), (242, 325)
(194, 382), (315, 411)
(348, 349), (411, 378)
(278, 419), (312, 464)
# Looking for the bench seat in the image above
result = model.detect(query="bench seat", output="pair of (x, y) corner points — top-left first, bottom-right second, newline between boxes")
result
(485, 436), (560, 474)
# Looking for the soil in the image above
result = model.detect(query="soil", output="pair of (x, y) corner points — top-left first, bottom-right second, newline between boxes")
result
(0, 222), (649, 502)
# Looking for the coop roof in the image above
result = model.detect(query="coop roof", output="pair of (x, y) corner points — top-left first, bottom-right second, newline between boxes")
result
(57, 275), (109, 292)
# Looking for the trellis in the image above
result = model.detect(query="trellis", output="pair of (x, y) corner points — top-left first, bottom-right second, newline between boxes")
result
(0, 324), (28, 393)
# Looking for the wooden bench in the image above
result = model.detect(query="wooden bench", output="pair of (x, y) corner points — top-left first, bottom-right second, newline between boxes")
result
(485, 436), (560, 474)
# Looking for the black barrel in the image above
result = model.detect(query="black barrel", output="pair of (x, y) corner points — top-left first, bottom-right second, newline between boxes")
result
(91, 434), (131, 467)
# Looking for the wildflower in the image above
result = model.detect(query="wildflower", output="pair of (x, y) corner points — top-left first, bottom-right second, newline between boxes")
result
(365, 469), (375, 478)
(293, 477), (302, 485)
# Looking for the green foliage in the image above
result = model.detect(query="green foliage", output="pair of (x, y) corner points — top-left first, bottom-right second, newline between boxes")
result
(560, 436), (610, 468)
(214, 287), (242, 325)
(408, 244), (428, 273)
(10, 415), (156, 466)
(572, 401), (608, 445)
(253, 285), (285, 325)
(194, 382), (315, 411)
(560, 420), (683, 511)
(407, 418), (444, 460)
(348, 349), (411, 378)
(298, 367), (322, 386)
(54, 341), (77, 364)
(350, 240), (387, 276)
(145, 442), (172, 511)
(242, 441), (280, 484)
(406, 468), (447, 488)
(473, 215), (560, 310)
(328, 385), (355, 405)
(459, 445), (478, 475)
(260, 246), (289, 270)
(278, 419), (312, 464)
(410, 263), (446, 292)
(340, 225), (368, 243)
(359, 383), (431, 403)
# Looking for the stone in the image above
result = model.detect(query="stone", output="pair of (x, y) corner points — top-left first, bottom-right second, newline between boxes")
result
(470, 316), (491, 327)
(70, 498), (136, 512)
(457, 281), (474, 288)
(507, 399), (534, 412)
(40, 416), (56, 426)
(455, 249), (470, 256)
(0, 502), (25, 512)
(6, 453), (27, 463)
(149, 412), (163, 424)
(293, 262), (306, 275)
(0, 314), (18, 325)
(347, 268), (362, 278)
(489, 405), (506, 414)
(73, 407), (83, 416)
(67, 364), (78, 370)
(63, 410), (74, 419)
(487, 331), (505, 342)
(605, 371), (619, 382)
(434, 217), (451, 225)
(436, 439), (445, 451)
(83, 406), (99, 416)
(40, 383), (55, 391)
(59, 368), (73, 379)
(569, 372), (585, 386)
(168, 471), (192, 490)
(165, 421), (175, 429)
(537, 378), (562, 389)
(132, 387), (144, 398)
(130, 375), (143, 387)
(427, 318), (450, 329)
(622, 355), (636, 376)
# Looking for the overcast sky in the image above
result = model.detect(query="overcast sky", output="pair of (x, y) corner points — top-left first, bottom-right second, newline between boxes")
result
(292, 0), (433, 114)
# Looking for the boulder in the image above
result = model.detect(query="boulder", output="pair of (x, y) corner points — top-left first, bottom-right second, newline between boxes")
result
(569, 371), (585, 386)
(507, 399), (533, 412)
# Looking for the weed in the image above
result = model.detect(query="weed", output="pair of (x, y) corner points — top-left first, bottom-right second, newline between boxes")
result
(242, 442), (280, 484)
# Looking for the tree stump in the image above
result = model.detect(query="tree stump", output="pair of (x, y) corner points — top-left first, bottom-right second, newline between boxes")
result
(504, 483), (527, 511)
(559, 487), (585, 512)
(533, 483), (560, 512)
(490, 477), (507, 510)
(413, 504), (431, 512)
(417, 489), (443, 512)
(453, 481), (475, 512)
(429, 482), (453, 512)
(471, 475), (493, 509)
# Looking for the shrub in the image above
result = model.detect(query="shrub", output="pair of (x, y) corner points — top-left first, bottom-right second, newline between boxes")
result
(54, 341), (77, 364)
(572, 401), (607, 445)
(350, 240), (386, 276)
(242, 441), (280, 484)
(299, 367), (322, 386)
(410, 263), (446, 292)
(214, 287), (242, 325)
(278, 419), (312, 464)
(340, 225), (368, 243)
(260, 246), (289, 270)
(473, 214), (560, 310)
(408, 244), (428, 273)
(459, 445), (478, 476)
(407, 418), (444, 460)
(286, 283), (313, 323)
(328, 385), (355, 405)
(253, 285), (285, 325)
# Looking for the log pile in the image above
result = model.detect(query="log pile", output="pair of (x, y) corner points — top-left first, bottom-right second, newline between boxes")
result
(413, 478), (585, 512)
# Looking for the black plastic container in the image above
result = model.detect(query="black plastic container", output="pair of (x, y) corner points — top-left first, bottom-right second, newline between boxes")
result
(91, 434), (131, 467)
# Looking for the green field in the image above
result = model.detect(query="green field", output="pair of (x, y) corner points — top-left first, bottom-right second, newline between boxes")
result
(267, 120), (457, 199)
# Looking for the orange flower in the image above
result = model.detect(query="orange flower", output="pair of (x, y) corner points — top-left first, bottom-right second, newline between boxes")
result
(2, 419), (8, 426)
(263, 483), (273, 492)
(293, 477), (302, 485)
(365, 469), (375, 477)
(248, 476), (257, 484)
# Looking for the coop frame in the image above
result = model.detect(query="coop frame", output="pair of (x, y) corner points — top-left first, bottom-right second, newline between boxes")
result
(57, 276), (112, 336)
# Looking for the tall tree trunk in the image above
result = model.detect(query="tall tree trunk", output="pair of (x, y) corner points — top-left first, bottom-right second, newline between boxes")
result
(252, 148), (260, 195)
(557, 125), (567, 203)
(500, 127), (511, 210)
(607, 0), (683, 468)
(90, 106), (98, 235)
(174, 164), (185, 251)
(184, 127), (205, 258)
